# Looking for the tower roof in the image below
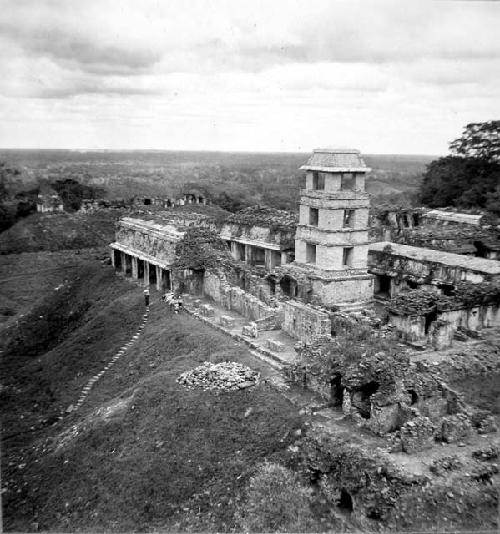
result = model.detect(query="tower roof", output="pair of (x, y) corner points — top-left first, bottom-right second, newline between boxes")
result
(300, 148), (370, 173)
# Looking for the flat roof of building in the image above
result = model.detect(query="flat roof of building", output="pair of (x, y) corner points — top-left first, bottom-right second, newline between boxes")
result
(369, 241), (500, 275)
(424, 210), (483, 225)
(119, 217), (185, 239)
(225, 206), (297, 229)
(300, 148), (370, 173)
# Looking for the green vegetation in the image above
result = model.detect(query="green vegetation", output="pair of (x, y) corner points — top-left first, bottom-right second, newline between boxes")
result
(0, 162), (36, 232)
(50, 178), (105, 212)
(172, 227), (235, 271)
(0, 211), (121, 254)
(1, 255), (307, 532)
(0, 150), (434, 215)
(236, 461), (317, 532)
(420, 121), (500, 213)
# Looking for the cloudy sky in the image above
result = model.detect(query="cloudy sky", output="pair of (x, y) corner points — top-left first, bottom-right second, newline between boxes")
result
(0, 0), (498, 154)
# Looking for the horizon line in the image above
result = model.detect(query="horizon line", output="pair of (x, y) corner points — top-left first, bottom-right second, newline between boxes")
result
(0, 147), (442, 157)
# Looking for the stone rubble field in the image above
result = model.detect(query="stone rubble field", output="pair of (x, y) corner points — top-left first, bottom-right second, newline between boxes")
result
(177, 361), (260, 391)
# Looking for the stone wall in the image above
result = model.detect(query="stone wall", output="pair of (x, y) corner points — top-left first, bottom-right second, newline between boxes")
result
(281, 300), (331, 343)
(203, 270), (280, 324)
(389, 303), (500, 348)
(369, 243), (500, 289)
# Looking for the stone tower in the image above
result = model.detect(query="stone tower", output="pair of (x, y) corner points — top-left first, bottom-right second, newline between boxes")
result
(293, 148), (374, 310)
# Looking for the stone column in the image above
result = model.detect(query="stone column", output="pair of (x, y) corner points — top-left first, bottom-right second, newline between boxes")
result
(111, 249), (116, 268)
(144, 262), (150, 287)
(264, 249), (272, 271)
(281, 251), (288, 265)
(156, 265), (163, 291)
(231, 241), (241, 261)
(245, 244), (252, 265)
(131, 256), (139, 279)
(120, 252), (127, 274)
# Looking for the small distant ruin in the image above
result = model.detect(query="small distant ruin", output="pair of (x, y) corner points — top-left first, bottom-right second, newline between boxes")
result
(135, 190), (209, 208)
(36, 191), (64, 213)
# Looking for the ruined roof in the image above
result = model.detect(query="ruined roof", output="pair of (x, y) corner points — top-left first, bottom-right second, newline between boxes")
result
(118, 217), (185, 239)
(369, 241), (500, 275)
(424, 210), (483, 226)
(300, 148), (370, 173)
(225, 205), (297, 230)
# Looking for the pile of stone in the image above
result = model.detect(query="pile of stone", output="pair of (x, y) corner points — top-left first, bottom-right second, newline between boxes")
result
(472, 445), (498, 461)
(429, 455), (463, 476)
(177, 361), (259, 391)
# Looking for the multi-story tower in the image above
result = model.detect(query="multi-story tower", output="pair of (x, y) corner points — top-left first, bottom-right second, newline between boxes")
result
(293, 148), (374, 310)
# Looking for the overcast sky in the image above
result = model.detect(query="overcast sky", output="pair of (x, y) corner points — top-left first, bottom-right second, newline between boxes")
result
(0, 0), (498, 154)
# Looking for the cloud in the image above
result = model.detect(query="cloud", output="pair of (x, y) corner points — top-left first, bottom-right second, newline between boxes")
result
(0, 0), (498, 152)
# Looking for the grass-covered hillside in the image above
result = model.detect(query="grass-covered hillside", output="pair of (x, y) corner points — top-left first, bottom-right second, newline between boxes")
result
(1, 256), (315, 532)
(0, 211), (121, 254)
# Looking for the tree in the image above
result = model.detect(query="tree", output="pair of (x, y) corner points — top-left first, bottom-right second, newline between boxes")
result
(50, 179), (104, 212)
(449, 120), (500, 161)
(419, 121), (500, 211)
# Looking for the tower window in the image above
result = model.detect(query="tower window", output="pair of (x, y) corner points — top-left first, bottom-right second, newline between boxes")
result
(309, 207), (319, 226)
(342, 247), (353, 267)
(306, 243), (316, 264)
(341, 173), (355, 190)
(343, 209), (355, 228)
(312, 172), (325, 190)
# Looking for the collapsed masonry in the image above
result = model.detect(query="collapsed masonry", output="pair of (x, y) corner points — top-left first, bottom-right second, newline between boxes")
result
(371, 206), (500, 259)
(110, 147), (500, 351)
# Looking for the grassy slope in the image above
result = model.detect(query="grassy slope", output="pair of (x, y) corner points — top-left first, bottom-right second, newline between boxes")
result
(2, 264), (305, 532)
(0, 211), (121, 254)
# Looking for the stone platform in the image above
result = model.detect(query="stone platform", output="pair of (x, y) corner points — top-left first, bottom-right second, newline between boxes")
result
(181, 294), (299, 369)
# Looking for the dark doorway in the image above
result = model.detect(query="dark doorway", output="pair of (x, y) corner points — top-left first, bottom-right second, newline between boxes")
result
(375, 275), (391, 298)
(338, 489), (353, 511)
(113, 250), (122, 270)
(353, 381), (379, 418)
(474, 240), (487, 258)
(440, 284), (454, 296)
(163, 269), (171, 291)
(149, 264), (157, 286)
(331, 374), (344, 407)
(408, 389), (418, 405)
(407, 280), (418, 290)
(124, 255), (132, 276)
(280, 276), (292, 297)
(424, 310), (437, 335)
(138, 259), (144, 279)
(144, 198), (151, 206)
(269, 278), (276, 295)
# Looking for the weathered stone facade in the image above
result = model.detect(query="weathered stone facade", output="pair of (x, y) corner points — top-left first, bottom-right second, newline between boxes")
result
(369, 241), (500, 300)
(110, 217), (183, 290)
(220, 206), (296, 271)
(291, 149), (374, 310)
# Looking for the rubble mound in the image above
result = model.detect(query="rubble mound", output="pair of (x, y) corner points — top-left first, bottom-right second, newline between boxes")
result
(177, 361), (259, 391)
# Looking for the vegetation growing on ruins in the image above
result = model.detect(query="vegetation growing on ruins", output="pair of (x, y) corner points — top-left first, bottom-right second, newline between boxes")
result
(236, 461), (317, 532)
(389, 282), (500, 315)
(50, 178), (105, 212)
(295, 322), (404, 389)
(172, 227), (234, 271)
